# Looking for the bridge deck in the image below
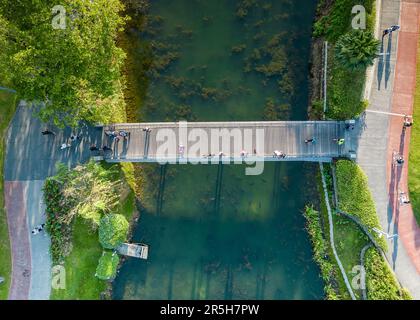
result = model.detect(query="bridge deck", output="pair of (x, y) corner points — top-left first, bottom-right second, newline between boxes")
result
(102, 121), (355, 163)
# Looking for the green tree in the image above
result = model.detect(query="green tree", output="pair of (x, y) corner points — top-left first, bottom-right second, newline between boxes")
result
(95, 251), (119, 280)
(99, 214), (129, 249)
(54, 161), (122, 225)
(0, 0), (127, 127)
(335, 30), (380, 70)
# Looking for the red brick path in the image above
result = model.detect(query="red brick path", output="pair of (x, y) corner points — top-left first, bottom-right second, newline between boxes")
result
(387, 1), (420, 274)
(4, 181), (31, 300)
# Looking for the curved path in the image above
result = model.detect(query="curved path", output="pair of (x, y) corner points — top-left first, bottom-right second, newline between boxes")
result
(4, 103), (102, 299)
(357, 0), (420, 298)
(319, 163), (356, 300)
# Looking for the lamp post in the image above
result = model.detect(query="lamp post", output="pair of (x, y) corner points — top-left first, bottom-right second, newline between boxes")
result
(372, 227), (398, 239)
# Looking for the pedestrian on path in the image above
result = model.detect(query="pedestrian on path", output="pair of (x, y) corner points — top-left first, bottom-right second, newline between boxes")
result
(105, 130), (117, 137)
(345, 123), (355, 130)
(42, 129), (55, 136)
(394, 152), (404, 165)
(382, 28), (391, 37)
(119, 130), (129, 138)
(31, 223), (45, 235)
(60, 143), (71, 150)
(90, 144), (99, 151)
(70, 134), (81, 142)
(403, 115), (413, 128)
(399, 191), (411, 205)
(333, 138), (345, 145)
(178, 144), (185, 157)
(390, 25), (400, 32)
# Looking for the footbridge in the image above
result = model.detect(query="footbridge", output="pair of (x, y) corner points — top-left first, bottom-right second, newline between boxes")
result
(101, 120), (357, 163)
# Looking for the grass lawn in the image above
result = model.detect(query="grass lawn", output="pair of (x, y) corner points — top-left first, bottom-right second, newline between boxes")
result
(408, 35), (420, 225)
(0, 91), (17, 300)
(332, 214), (369, 299)
(50, 217), (107, 300)
(51, 174), (136, 300)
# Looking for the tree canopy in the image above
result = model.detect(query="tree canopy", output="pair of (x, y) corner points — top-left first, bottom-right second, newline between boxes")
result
(95, 251), (120, 280)
(335, 30), (380, 71)
(0, 0), (127, 127)
(99, 214), (129, 249)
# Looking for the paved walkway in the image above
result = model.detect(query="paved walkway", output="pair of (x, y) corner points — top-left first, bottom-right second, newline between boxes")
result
(105, 121), (357, 163)
(4, 103), (102, 300)
(357, 0), (420, 298)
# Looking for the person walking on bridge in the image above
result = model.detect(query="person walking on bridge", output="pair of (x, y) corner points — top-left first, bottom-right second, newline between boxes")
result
(333, 138), (345, 145)
(42, 129), (55, 136)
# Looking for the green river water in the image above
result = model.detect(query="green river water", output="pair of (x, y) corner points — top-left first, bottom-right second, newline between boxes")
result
(112, 0), (324, 300)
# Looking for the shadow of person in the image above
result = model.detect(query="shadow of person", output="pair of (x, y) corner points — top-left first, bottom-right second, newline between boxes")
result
(385, 32), (393, 89)
(387, 163), (397, 232)
(391, 204), (400, 270)
(377, 37), (385, 90)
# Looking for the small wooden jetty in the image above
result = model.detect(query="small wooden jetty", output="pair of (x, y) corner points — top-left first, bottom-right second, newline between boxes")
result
(117, 243), (149, 259)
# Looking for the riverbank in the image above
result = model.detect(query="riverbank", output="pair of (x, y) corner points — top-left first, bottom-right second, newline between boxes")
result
(112, 0), (325, 300)
(306, 0), (412, 299)
(48, 162), (137, 300)
(309, 0), (376, 120)
(0, 90), (16, 299)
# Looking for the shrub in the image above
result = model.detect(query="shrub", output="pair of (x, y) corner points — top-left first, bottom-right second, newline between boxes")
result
(335, 160), (387, 248)
(335, 30), (380, 71)
(44, 178), (73, 263)
(365, 247), (412, 300)
(304, 205), (341, 299)
(99, 214), (129, 249)
(95, 251), (120, 280)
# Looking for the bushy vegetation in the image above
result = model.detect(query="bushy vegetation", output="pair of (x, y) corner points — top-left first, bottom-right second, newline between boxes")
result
(364, 247), (412, 300)
(314, 0), (375, 42)
(95, 251), (120, 281)
(0, 91), (17, 299)
(335, 160), (412, 299)
(335, 30), (380, 71)
(0, 0), (127, 127)
(44, 161), (123, 263)
(99, 214), (129, 249)
(335, 160), (386, 248)
(313, 0), (376, 119)
(304, 206), (341, 300)
(48, 162), (136, 299)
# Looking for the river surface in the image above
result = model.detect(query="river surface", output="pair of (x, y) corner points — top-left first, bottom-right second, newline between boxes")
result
(113, 0), (324, 300)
